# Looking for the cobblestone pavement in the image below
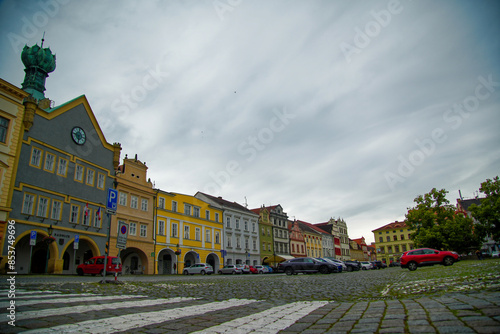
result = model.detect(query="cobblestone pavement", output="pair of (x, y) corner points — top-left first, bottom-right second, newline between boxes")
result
(1, 263), (499, 333)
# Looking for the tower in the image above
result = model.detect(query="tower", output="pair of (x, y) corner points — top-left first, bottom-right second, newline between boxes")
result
(20, 37), (56, 101)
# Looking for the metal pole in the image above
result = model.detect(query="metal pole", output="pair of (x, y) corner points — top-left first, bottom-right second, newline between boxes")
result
(29, 245), (33, 274)
(102, 212), (111, 281)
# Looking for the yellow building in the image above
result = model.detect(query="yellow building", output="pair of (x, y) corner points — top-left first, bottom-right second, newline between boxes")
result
(297, 220), (323, 258)
(111, 154), (156, 275)
(372, 221), (414, 264)
(155, 191), (223, 274)
(0, 79), (29, 269)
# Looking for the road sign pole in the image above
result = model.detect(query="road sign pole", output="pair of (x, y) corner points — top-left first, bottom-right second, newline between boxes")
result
(29, 245), (33, 274)
(102, 212), (111, 282)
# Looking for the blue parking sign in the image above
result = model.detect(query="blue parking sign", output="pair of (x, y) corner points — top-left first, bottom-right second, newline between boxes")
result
(107, 188), (118, 211)
(30, 230), (37, 246)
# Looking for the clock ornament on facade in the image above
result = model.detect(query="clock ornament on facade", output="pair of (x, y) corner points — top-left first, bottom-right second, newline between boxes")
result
(71, 126), (86, 145)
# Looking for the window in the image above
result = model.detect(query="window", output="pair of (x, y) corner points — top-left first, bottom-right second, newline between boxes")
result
(379, 237), (383, 243)
(206, 229), (211, 242)
(158, 198), (165, 209)
(206, 210), (210, 220)
(386, 236), (390, 242)
(172, 201), (177, 212)
(51, 200), (62, 220)
(267, 228), (271, 236)
(44, 153), (55, 172)
(130, 195), (138, 209)
(86, 169), (95, 186)
(262, 242), (266, 250)
(244, 221), (248, 231)
(57, 158), (68, 177)
(70, 205), (80, 224)
(393, 235), (398, 241)
(37, 197), (49, 217)
(129, 222), (137, 236)
(215, 231), (220, 244)
(119, 192), (127, 206)
(97, 173), (105, 189)
(235, 219), (240, 229)
(252, 222), (256, 232)
(140, 224), (147, 237)
(195, 227), (201, 241)
(74, 164), (84, 182)
(0, 116), (9, 143)
(30, 147), (42, 168)
(245, 238), (249, 249)
(395, 245), (400, 253)
(226, 217), (231, 228)
(227, 237), (232, 248)
(193, 207), (200, 218)
(172, 223), (178, 237)
(215, 213), (219, 222)
(184, 225), (190, 239)
(82, 206), (91, 226)
(22, 193), (35, 215)
(236, 236), (241, 248)
(402, 244), (407, 252)
(141, 198), (148, 211)
(158, 220), (165, 235)
(401, 235), (405, 240)
(184, 204), (191, 215)
(93, 209), (102, 228)
(262, 227), (265, 236)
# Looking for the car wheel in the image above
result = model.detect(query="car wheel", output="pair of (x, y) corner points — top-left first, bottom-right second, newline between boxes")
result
(408, 262), (418, 271)
(99, 270), (104, 276)
(443, 256), (454, 266)
(347, 266), (353, 272)
(319, 266), (329, 274)
(259, 271), (263, 274)
(232, 270), (237, 275)
(362, 267), (366, 270)
(218, 270), (223, 274)
(285, 267), (294, 275)
(201, 270), (206, 275)
(183, 270), (189, 275)
(77, 268), (84, 276)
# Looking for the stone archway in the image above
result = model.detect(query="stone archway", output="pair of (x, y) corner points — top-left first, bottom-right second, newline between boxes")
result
(13, 229), (59, 274)
(121, 247), (148, 274)
(183, 251), (198, 271)
(205, 253), (220, 272)
(157, 248), (177, 274)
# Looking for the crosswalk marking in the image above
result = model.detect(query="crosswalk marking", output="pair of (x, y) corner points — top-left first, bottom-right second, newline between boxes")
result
(192, 301), (329, 333)
(14, 297), (197, 321)
(0, 294), (145, 308)
(21, 298), (259, 334)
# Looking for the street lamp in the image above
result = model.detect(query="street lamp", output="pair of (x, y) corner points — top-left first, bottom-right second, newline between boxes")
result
(44, 225), (55, 273)
(174, 243), (181, 274)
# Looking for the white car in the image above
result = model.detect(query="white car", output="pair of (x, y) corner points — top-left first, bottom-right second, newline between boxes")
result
(253, 265), (269, 274)
(183, 263), (214, 275)
(492, 251), (499, 258)
(360, 261), (373, 270)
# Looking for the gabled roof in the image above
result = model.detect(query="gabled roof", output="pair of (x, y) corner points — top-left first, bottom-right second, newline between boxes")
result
(457, 198), (483, 211)
(297, 220), (329, 236)
(314, 223), (332, 234)
(196, 192), (258, 215)
(371, 221), (407, 233)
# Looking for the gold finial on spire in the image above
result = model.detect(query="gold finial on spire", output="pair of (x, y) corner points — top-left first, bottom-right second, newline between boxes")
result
(41, 32), (45, 48)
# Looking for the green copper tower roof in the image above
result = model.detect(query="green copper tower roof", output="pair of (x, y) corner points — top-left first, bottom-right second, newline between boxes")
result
(21, 38), (56, 101)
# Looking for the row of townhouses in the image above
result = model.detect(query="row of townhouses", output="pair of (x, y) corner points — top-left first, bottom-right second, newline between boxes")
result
(1, 42), (362, 275)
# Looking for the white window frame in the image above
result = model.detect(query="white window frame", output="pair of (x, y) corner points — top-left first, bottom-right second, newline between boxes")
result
(30, 147), (42, 168)
(140, 224), (147, 237)
(44, 153), (55, 172)
(158, 220), (165, 235)
(119, 192), (127, 206)
(129, 222), (137, 236)
(130, 195), (138, 209)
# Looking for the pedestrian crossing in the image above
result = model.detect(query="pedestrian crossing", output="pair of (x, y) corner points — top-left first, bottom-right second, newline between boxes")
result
(0, 289), (330, 333)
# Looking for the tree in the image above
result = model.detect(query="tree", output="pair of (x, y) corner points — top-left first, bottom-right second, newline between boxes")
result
(469, 176), (500, 242)
(405, 188), (482, 254)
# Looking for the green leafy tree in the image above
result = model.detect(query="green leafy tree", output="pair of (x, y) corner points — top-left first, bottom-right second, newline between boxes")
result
(469, 176), (500, 241)
(405, 188), (481, 254)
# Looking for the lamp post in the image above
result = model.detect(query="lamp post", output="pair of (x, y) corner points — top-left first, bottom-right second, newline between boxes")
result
(174, 244), (181, 274)
(44, 225), (55, 273)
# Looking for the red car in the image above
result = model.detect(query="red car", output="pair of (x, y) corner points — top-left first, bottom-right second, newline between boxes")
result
(77, 256), (122, 276)
(249, 266), (258, 274)
(400, 248), (459, 271)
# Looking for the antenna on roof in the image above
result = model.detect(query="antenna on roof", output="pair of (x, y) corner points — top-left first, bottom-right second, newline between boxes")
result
(244, 196), (248, 208)
(458, 189), (463, 201)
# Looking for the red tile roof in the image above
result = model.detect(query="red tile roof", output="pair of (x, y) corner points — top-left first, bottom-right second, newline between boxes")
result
(371, 221), (407, 232)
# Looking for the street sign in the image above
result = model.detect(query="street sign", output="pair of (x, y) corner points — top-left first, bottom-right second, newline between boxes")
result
(107, 188), (118, 212)
(116, 221), (128, 249)
(30, 230), (37, 246)
(74, 234), (79, 250)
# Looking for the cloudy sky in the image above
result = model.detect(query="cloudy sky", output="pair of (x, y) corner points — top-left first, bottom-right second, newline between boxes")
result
(1, 0), (499, 243)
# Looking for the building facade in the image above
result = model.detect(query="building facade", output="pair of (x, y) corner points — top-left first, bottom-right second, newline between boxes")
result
(372, 221), (414, 264)
(288, 219), (306, 258)
(195, 192), (260, 266)
(251, 206), (274, 265)
(155, 191), (223, 274)
(297, 220), (323, 258)
(111, 154), (155, 275)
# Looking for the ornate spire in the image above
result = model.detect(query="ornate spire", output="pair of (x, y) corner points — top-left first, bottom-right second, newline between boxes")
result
(21, 35), (56, 100)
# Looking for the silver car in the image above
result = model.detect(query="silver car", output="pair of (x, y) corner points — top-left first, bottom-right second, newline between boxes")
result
(218, 264), (243, 275)
(183, 263), (214, 275)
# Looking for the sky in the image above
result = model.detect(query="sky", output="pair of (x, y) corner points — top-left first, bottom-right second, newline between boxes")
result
(1, 0), (499, 244)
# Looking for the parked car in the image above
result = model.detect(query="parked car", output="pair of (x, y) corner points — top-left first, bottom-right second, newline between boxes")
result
(253, 265), (269, 274)
(317, 258), (341, 272)
(236, 264), (251, 274)
(277, 257), (337, 275)
(360, 261), (373, 270)
(264, 265), (274, 273)
(324, 257), (347, 272)
(182, 263), (214, 275)
(248, 266), (258, 274)
(371, 261), (387, 269)
(492, 251), (499, 258)
(77, 256), (122, 276)
(389, 261), (401, 267)
(400, 248), (459, 271)
(218, 264), (243, 275)
(344, 260), (361, 271)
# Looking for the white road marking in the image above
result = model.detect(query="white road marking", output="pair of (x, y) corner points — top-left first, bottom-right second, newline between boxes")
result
(192, 301), (329, 333)
(0, 294), (145, 308)
(15, 297), (197, 320)
(21, 299), (259, 334)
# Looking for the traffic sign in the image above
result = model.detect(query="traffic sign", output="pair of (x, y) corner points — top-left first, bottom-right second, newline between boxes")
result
(116, 221), (128, 249)
(74, 234), (79, 250)
(107, 188), (118, 212)
(30, 230), (37, 246)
